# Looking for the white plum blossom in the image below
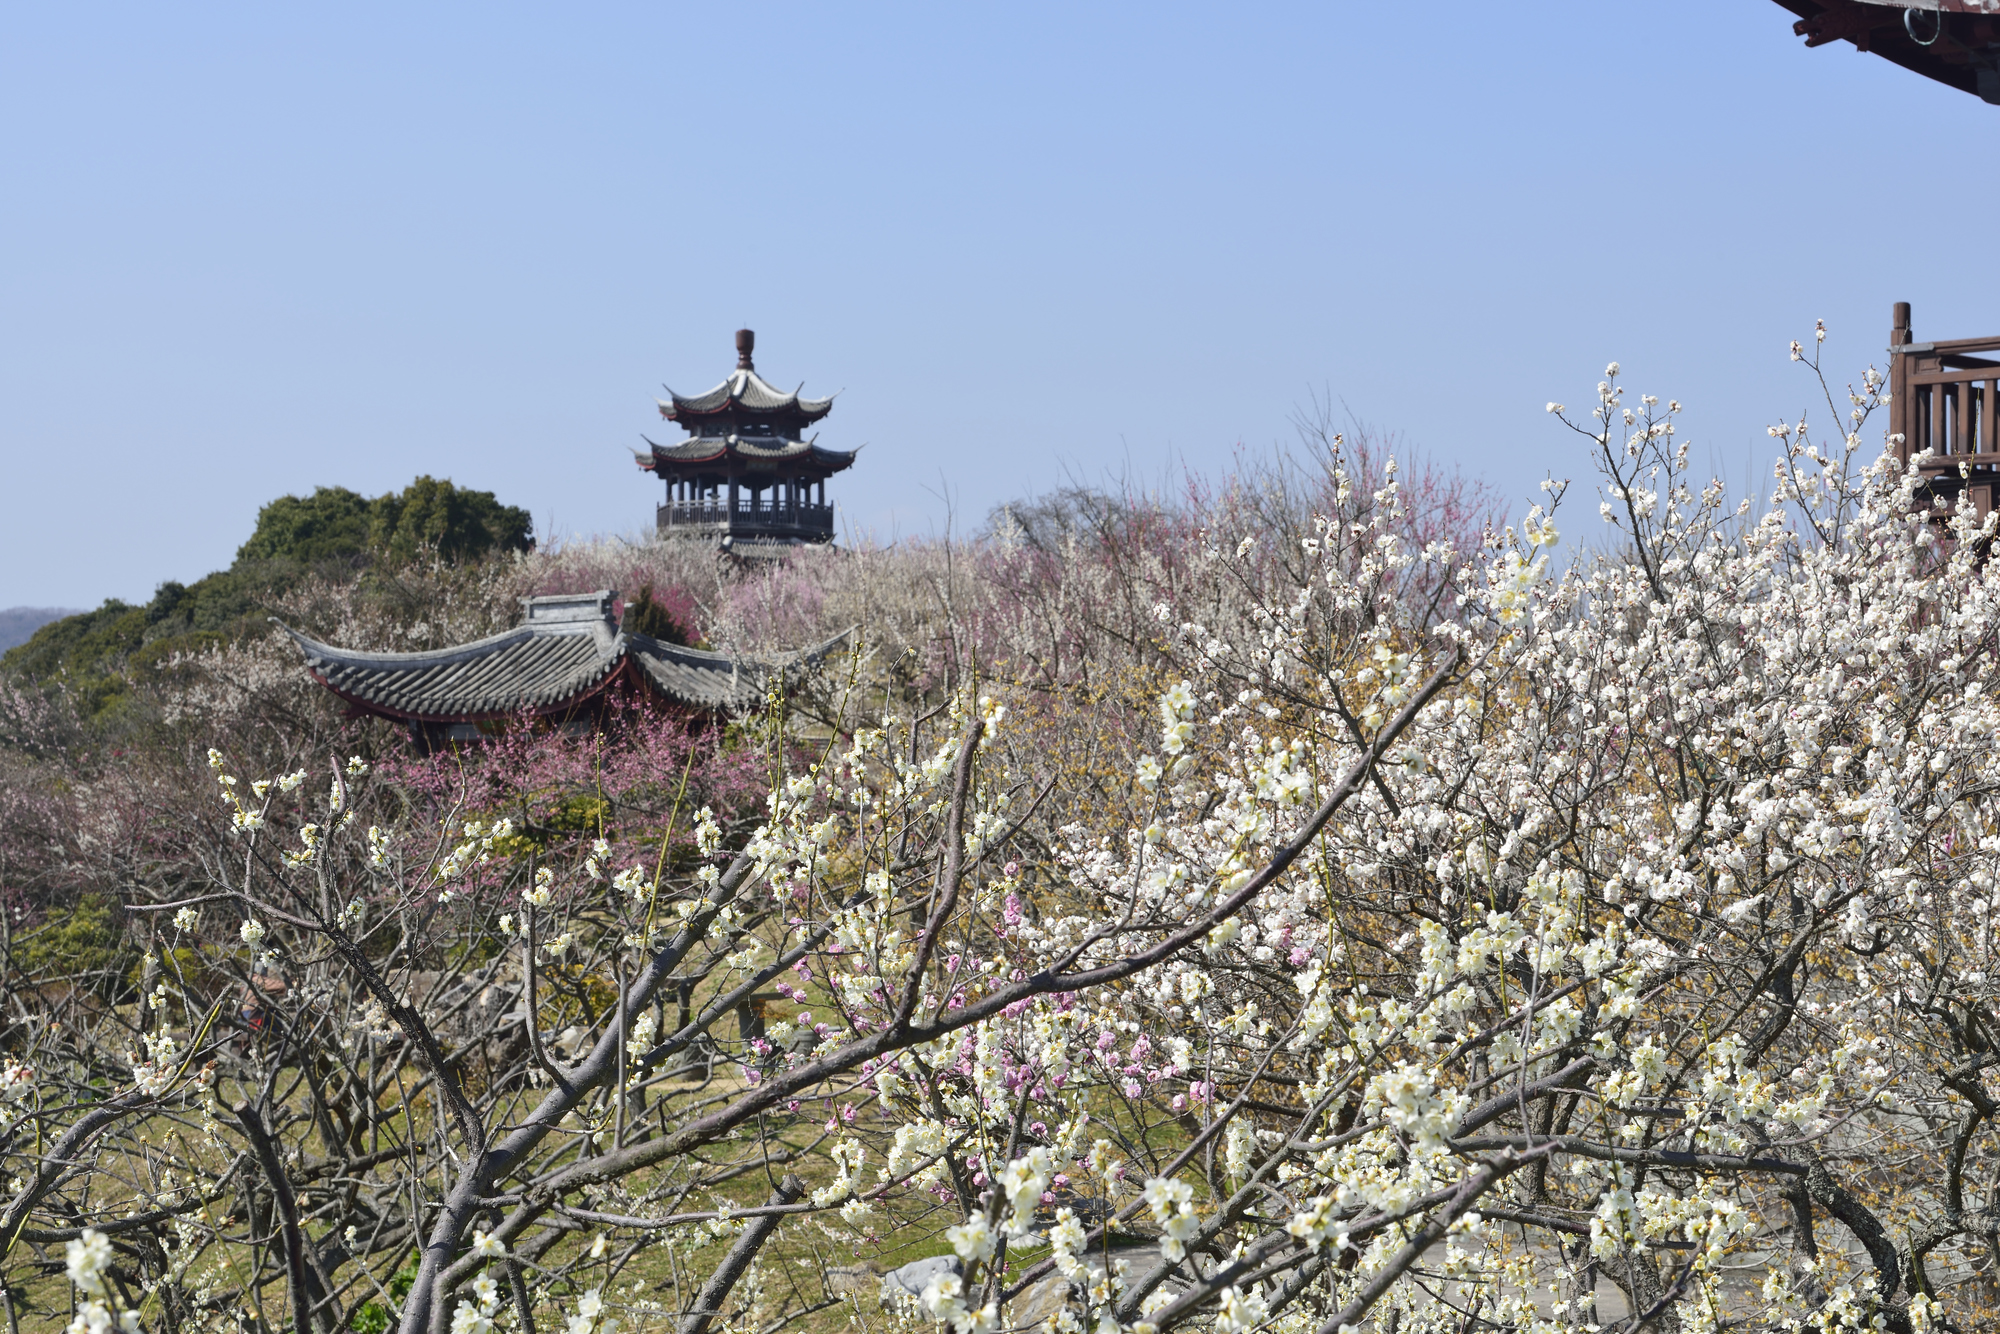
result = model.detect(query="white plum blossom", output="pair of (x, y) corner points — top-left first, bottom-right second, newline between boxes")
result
(20, 341), (1997, 1334)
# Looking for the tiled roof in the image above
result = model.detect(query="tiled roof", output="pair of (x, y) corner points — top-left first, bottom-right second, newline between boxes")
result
(659, 369), (835, 424)
(278, 591), (849, 723)
(636, 436), (857, 475)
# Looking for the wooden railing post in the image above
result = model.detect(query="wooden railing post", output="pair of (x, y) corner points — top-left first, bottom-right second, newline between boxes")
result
(1882, 304), (2000, 520)
(1892, 301), (1913, 465)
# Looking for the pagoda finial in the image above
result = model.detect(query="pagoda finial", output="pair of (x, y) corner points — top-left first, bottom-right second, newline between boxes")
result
(736, 329), (755, 371)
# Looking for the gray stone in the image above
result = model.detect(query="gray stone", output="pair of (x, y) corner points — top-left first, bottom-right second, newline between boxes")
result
(1008, 1246), (1169, 1334)
(824, 1264), (878, 1296)
(880, 1255), (962, 1312)
(1009, 1274), (1075, 1331)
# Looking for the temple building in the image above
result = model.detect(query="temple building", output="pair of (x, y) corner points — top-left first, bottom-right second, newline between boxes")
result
(637, 330), (857, 554)
(279, 590), (844, 752)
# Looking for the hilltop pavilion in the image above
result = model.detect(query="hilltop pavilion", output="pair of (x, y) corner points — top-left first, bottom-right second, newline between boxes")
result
(637, 330), (857, 554)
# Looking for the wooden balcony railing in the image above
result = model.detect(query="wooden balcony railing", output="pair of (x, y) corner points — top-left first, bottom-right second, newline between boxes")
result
(1890, 302), (2000, 517)
(657, 500), (834, 544)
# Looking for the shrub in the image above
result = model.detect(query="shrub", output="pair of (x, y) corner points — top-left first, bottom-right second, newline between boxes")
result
(14, 893), (134, 995)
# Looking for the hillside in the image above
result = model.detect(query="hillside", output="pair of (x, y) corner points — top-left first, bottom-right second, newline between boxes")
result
(0, 607), (79, 653)
(0, 477), (532, 720)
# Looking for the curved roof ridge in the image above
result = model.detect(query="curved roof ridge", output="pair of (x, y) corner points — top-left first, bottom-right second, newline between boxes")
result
(625, 633), (721, 657)
(625, 626), (855, 711)
(271, 618), (621, 672)
(629, 625), (852, 670)
(280, 620), (852, 724)
(661, 368), (835, 422)
(776, 625), (858, 669)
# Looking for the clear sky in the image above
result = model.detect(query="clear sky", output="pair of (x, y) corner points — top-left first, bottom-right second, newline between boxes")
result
(3, 2), (1995, 610)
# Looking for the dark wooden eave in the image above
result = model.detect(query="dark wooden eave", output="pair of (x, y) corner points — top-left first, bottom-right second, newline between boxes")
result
(634, 435), (858, 483)
(1772, 1), (2000, 103)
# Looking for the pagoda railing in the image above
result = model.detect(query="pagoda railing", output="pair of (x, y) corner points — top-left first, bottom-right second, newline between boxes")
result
(1891, 310), (2000, 516)
(658, 499), (834, 543)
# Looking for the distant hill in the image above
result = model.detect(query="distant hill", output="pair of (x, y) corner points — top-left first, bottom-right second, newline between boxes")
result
(0, 608), (80, 653)
(1, 477), (532, 721)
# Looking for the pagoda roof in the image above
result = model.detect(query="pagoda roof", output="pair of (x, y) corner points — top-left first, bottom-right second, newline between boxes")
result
(659, 368), (835, 424)
(277, 590), (847, 723)
(636, 435), (858, 475)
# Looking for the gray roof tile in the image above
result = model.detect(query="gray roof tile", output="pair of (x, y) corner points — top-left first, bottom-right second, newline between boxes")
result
(276, 591), (850, 723)
(635, 436), (857, 477)
(659, 369), (834, 422)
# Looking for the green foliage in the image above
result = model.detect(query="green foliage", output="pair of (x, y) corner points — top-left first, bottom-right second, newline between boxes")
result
(540, 792), (613, 837)
(233, 486), (377, 565)
(16, 894), (133, 991)
(237, 478), (531, 568)
(538, 964), (620, 1032)
(1, 477), (532, 722)
(351, 1250), (422, 1334)
(624, 583), (691, 646)
(0, 570), (289, 722)
(368, 475), (533, 565)
(1, 602), (151, 718)
(131, 946), (215, 996)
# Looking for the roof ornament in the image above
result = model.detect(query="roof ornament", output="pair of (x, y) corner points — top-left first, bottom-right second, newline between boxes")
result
(736, 328), (755, 371)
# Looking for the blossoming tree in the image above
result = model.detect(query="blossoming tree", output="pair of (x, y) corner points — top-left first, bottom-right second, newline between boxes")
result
(9, 340), (2000, 1334)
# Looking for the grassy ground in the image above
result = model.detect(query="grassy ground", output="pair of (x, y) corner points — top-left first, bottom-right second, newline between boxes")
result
(0, 1066), (1122, 1334)
(3, 912), (1196, 1333)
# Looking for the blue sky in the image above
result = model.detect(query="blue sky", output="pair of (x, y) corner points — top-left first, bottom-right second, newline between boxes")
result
(2, 2), (1995, 610)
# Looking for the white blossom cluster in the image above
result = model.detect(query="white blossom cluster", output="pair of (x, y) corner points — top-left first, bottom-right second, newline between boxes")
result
(836, 350), (1990, 1333)
(29, 345), (2000, 1334)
